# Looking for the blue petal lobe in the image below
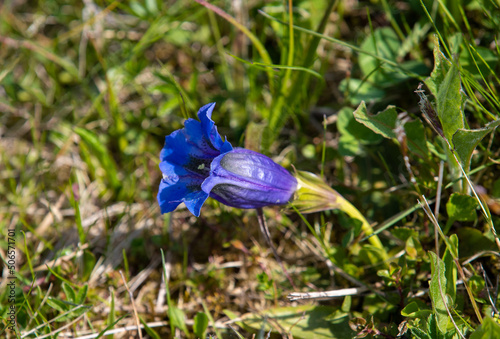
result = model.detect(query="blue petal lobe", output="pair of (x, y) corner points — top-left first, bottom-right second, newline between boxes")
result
(158, 102), (233, 216)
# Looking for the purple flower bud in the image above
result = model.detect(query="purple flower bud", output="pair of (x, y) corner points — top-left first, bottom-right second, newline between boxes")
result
(202, 148), (297, 209)
(158, 103), (297, 216)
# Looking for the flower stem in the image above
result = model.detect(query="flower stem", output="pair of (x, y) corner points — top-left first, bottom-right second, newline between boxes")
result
(338, 197), (389, 262)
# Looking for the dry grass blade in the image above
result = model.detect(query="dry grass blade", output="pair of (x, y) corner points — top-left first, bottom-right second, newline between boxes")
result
(119, 270), (143, 339)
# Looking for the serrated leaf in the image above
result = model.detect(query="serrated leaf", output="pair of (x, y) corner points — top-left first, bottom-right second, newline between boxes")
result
(404, 119), (429, 158)
(410, 327), (432, 339)
(193, 312), (209, 339)
(446, 193), (478, 222)
(428, 252), (449, 334)
(353, 101), (397, 139)
(240, 305), (354, 339)
(435, 60), (464, 141)
(425, 35), (451, 96)
(452, 119), (500, 169)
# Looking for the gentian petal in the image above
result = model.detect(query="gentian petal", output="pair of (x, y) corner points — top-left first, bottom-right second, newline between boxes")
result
(158, 103), (232, 215)
(201, 148), (297, 209)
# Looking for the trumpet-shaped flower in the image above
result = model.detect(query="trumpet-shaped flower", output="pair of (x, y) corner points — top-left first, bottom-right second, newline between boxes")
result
(158, 103), (297, 216)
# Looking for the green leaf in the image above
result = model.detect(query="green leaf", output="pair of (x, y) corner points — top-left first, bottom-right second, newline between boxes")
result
(76, 285), (88, 305)
(338, 134), (362, 156)
(425, 35), (451, 96)
(456, 227), (496, 258)
(338, 107), (383, 144)
(353, 101), (397, 139)
(141, 317), (161, 339)
(446, 193), (478, 222)
(193, 312), (209, 339)
(240, 305), (354, 339)
(46, 297), (89, 322)
(359, 27), (400, 84)
(401, 301), (432, 318)
(404, 119), (429, 158)
(428, 252), (449, 334)
(452, 119), (500, 169)
(168, 306), (189, 336)
(74, 127), (120, 190)
(339, 78), (386, 105)
(62, 282), (76, 303)
(469, 316), (500, 339)
(435, 59), (465, 141)
(82, 249), (96, 281)
(442, 234), (458, 304)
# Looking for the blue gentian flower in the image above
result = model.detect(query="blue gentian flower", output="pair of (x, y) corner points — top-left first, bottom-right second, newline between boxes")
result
(158, 103), (297, 216)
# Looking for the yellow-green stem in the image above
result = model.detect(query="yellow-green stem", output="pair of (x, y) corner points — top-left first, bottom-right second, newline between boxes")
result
(339, 197), (388, 262)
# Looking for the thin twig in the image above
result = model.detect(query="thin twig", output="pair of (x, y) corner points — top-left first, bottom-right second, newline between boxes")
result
(119, 271), (143, 339)
(256, 208), (296, 289)
(288, 287), (369, 301)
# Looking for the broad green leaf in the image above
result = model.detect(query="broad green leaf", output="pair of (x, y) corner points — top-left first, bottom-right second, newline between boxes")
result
(456, 227), (496, 258)
(168, 306), (189, 336)
(442, 234), (458, 304)
(452, 119), (500, 169)
(353, 101), (397, 139)
(193, 312), (209, 339)
(339, 78), (386, 105)
(338, 107), (383, 144)
(74, 127), (120, 190)
(428, 252), (449, 334)
(359, 27), (400, 84)
(404, 119), (429, 158)
(338, 134), (362, 156)
(240, 305), (354, 339)
(446, 193), (478, 222)
(435, 59), (464, 141)
(469, 316), (500, 339)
